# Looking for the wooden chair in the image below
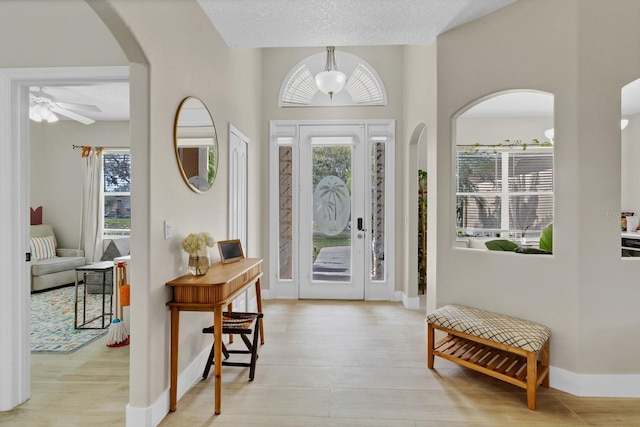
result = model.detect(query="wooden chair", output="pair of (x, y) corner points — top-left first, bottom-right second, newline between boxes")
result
(202, 311), (263, 381)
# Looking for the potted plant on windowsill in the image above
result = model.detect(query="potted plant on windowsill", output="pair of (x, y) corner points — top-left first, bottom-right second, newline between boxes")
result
(485, 223), (553, 254)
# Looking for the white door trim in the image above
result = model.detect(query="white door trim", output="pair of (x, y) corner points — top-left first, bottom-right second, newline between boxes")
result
(228, 123), (249, 249)
(0, 66), (128, 411)
(228, 123), (250, 310)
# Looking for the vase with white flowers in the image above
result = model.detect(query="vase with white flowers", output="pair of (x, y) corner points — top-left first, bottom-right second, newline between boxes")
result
(181, 232), (216, 276)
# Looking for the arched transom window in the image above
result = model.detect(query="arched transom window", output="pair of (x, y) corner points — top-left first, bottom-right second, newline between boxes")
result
(279, 50), (387, 107)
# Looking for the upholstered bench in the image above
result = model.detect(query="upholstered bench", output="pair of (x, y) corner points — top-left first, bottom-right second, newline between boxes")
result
(426, 304), (551, 410)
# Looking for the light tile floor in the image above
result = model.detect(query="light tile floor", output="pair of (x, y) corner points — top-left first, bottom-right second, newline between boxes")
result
(2, 299), (640, 426)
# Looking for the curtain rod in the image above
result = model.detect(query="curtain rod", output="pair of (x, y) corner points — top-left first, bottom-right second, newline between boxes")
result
(72, 144), (128, 150)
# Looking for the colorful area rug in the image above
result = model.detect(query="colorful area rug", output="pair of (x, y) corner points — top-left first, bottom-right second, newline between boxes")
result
(31, 285), (111, 353)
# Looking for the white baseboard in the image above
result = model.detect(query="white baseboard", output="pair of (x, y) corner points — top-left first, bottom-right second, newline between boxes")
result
(550, 366), (640, 397)
(126, 345), (211, 427)
(396, 291), (420, 310)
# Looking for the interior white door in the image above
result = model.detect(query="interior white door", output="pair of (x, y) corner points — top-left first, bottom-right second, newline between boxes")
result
(299, 124), (366, 299)
(228, 125), (249, 308)
(228, 125), (248, 248)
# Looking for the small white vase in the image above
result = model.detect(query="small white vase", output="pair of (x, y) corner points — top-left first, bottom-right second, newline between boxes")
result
(188, 249), (210, 276)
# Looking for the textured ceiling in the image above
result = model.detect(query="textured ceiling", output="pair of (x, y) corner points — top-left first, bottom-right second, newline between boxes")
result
(35, 1), (640, 121)
(197, 0), (520, 48)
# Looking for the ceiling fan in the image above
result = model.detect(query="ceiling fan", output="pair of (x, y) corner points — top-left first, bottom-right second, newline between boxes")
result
(29, 87), (101, 125)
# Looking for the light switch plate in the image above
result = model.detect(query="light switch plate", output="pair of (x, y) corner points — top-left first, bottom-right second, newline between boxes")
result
(164, 220), (172, 240)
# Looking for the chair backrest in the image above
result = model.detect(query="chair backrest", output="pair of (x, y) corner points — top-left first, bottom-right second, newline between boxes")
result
(31, 224), (55, 239)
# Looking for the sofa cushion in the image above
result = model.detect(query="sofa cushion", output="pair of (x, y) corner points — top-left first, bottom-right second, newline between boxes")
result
(30, 235), (57, 260)
(31, 256), (86, 277)
(30, 224), (55, 239)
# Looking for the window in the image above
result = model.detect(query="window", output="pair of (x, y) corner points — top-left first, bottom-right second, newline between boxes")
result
(103, 151), (131, 236)
(279, 51), (387, 107)
(456, 147), (553, 238)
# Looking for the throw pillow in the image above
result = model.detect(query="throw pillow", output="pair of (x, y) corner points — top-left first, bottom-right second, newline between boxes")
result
(30, 235), (57, 260)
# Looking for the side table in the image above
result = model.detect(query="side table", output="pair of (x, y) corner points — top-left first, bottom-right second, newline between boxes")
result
(74, 261), (114, 329)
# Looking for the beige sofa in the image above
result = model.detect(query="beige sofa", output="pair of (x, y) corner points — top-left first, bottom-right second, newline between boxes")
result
(30, 224), (86, 292)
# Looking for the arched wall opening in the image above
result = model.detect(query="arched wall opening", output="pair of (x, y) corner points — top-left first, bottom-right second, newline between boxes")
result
(452, 90), (554, 252)
(0, 1), (150, 415)
(408, 123), (427, 307)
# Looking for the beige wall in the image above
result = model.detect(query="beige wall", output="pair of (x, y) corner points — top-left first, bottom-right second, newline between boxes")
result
(456, 117), (553, 147)
(403, 44), (438, 299)
(0, 0), (127, 67)
(229, 48), (264, 258)
(436, 0), (640, 386)
(30, 121), (129, 248)
(93, 0), (265, 409)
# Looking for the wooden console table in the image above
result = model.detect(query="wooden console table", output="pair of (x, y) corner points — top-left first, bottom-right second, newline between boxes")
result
(166, 258), (264, 414)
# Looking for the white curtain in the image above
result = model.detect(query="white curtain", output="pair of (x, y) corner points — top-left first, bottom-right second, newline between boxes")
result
(79, 146), (104, 263)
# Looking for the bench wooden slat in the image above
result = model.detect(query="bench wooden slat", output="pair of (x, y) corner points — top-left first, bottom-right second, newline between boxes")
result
(506, 357), (526, 377)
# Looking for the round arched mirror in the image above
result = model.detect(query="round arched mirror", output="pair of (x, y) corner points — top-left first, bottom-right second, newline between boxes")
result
(174, 97), (218, 193)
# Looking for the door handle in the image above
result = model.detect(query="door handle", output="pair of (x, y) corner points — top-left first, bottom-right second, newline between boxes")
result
(357, 217), (366, 232)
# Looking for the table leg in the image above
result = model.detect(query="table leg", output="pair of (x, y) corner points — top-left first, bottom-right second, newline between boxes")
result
(213, 305), (223, 415)
(255, 279), (264, 345)
(169, 307), (180, 412)
(101, 271), (107, 328)
(74, 272), (80, 329)
(82, 272), (87, 326)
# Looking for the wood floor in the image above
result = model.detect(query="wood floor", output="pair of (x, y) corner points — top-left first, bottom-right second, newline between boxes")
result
(2, 299), (640, 426)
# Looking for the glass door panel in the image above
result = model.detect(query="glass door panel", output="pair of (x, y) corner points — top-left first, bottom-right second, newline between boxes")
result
(299, 126), (365, 299)
(312, 145), (352, 282)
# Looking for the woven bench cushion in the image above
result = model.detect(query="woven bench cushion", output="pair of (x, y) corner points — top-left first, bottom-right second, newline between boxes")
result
(427, 304), (551, 352)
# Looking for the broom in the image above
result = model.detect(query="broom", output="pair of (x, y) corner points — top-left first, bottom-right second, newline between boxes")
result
(107, 261), (130, 347)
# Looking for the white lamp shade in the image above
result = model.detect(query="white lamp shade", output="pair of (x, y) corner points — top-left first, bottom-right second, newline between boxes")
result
(621, 119), (629, 130)
(315, 70), (346, 96)
(29, 105), (43, 122)
(544, 128), (554, 140)
(30, 103), (58, 123)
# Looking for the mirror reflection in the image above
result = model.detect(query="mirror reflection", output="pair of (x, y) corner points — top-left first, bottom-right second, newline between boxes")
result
(174, 97), (218, 193)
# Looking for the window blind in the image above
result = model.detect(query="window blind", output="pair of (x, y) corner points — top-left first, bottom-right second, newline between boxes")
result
(456, 149), (553, 235)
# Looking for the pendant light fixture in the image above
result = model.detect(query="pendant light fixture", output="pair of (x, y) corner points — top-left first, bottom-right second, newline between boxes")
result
(315, 46), (346, 100)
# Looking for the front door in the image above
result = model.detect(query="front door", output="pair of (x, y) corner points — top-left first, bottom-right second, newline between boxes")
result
(270, 120), (394, 301)
(299, 125), (366, 299)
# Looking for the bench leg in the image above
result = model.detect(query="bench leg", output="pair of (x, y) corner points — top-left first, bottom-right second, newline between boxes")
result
(541, 340), (550, 388)
(427, 323), (435, 369)
(526, 351), (537, 410)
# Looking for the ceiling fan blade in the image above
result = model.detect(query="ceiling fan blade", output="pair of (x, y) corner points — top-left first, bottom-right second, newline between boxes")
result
(55, 101), (102, 113)
(50, 107), (95, 125)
